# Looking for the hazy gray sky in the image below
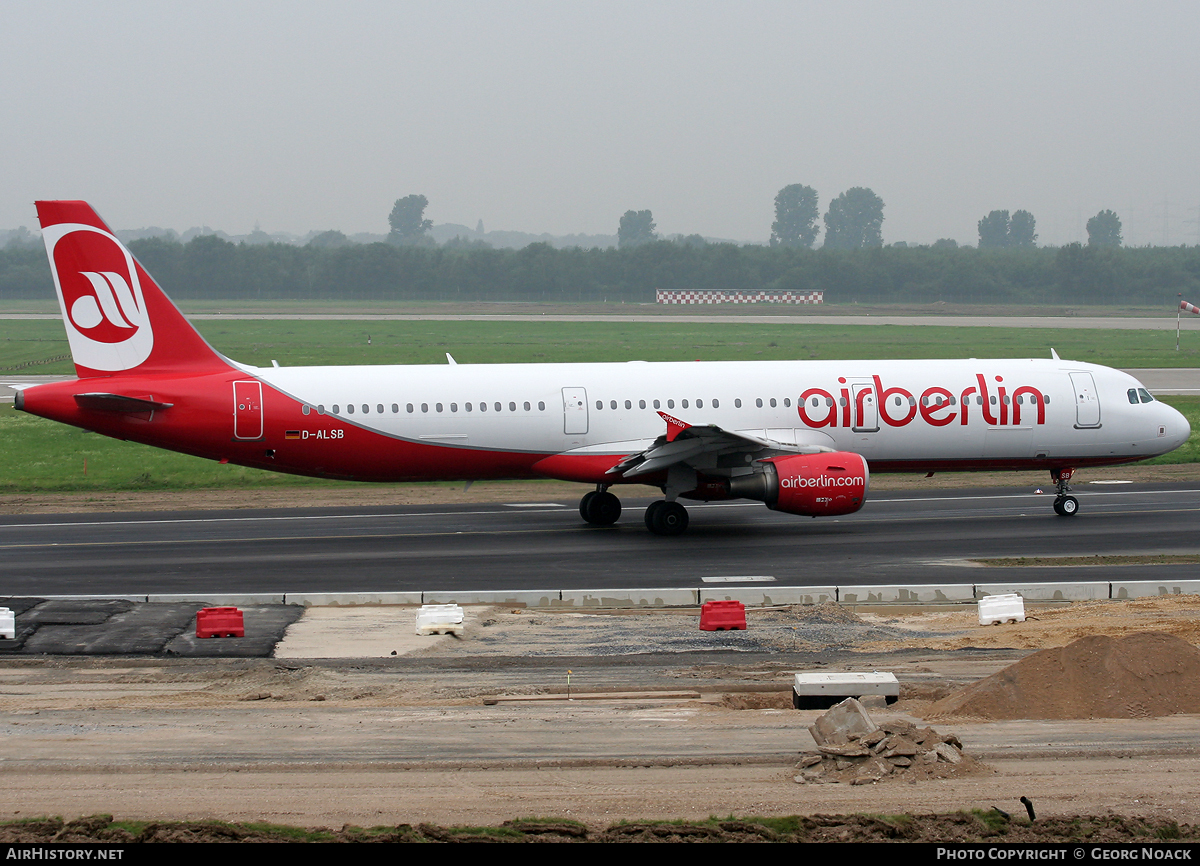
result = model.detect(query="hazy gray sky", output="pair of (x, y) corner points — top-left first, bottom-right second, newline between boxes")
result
(4, 1), (1198, 246)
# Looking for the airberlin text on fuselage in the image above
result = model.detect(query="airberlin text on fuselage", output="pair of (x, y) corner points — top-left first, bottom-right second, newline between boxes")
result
(798, 373), (1048, 429)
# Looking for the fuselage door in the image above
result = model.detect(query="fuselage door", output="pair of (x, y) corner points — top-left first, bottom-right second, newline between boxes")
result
(850, 380), (879, 433)
(1070, 372), (1101, 428)
(233, 380), (264, 440)
(562, 387), (588, 435)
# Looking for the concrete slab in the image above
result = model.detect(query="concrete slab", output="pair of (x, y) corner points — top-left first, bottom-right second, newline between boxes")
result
(699, 587), (837, 606)
(975, 582), (1110, 601)
(273, 606), (482, 658)
(285, 592), (422, 607)
(21, 599), (135, 625)
(421, 590), (559, 607)
(165, 605), (305, 658)
(1112, 581), (1200, 599)
(838, 584), (976, 604)
(149, 593), (286, 606)
(22, 604), (196, 655)
(558, 589), (698, 608)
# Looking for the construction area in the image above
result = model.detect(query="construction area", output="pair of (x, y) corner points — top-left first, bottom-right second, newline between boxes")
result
(1, 593), (1200, 842)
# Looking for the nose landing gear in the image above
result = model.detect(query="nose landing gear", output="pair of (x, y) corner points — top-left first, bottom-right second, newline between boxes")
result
(1051, 468), (1079, 517)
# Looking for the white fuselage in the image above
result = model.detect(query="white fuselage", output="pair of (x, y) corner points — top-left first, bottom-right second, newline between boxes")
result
(249, 357), (1189, 471)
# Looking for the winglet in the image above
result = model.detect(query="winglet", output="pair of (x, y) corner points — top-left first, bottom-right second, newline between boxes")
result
(1050, 348), (1060, 360)
(657, 410), (690, 442)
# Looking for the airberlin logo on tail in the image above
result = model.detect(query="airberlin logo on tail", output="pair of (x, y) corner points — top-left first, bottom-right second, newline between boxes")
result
(42, 223), (154, 371)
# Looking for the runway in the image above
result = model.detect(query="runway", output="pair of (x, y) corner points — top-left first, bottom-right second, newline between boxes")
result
(2, 483), (1198, 596)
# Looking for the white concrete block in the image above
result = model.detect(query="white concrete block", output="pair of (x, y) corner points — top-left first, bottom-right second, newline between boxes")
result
(416, 603), (464, 636)
(978, 593), (1026, 625)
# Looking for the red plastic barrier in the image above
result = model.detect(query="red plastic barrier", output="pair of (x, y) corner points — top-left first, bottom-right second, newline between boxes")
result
(699, 600), (746, 631)
(196, 606), (245, 638)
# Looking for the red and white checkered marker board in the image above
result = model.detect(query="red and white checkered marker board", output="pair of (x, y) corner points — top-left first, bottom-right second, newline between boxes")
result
(656, 290), (823, 305)
(1182, 300), (1200, 315)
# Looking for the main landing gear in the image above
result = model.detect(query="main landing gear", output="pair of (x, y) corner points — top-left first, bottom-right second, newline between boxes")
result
(1051, 467), (1079, 517)
(579, 487), (621, 526)
(578, 486), (691, 535)
(644, 500), (689, 536)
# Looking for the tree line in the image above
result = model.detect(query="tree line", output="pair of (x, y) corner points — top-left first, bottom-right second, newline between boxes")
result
(2, 233), (1198, 306)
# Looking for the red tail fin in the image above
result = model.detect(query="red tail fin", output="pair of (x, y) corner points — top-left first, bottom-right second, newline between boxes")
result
(36, 201), (229, 378)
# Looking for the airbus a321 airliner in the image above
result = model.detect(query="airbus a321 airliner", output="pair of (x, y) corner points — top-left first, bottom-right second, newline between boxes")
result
(13, 201), (1191, 535)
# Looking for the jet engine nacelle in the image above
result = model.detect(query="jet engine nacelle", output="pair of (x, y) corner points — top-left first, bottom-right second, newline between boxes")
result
(729, 452), (869, 517)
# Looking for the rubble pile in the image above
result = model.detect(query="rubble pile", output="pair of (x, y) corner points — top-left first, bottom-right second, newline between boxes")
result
(794, 698), (973, 786)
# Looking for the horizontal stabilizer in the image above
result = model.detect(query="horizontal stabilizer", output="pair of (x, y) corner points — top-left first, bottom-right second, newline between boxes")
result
(74, 393), (174, 413)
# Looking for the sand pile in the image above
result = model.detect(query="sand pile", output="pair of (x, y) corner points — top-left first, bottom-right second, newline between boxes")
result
(929, 631), (1200, 720)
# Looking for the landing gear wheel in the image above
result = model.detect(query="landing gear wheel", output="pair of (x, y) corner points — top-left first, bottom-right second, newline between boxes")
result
(644, 500), (664, 531)
(579, 491), (597, 522)
(581, 490), (621, 525)
(1054, 495), (1079, 517)
(646, 500), (689, 536)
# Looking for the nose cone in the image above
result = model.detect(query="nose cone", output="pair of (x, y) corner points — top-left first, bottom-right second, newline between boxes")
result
(1162, 401), (1191, 452)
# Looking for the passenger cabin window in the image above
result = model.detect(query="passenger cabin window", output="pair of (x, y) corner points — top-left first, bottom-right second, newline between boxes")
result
(639, 400), (646, 409)
(347, 404), (354, 414)
(755, 398), (762, 408)
(406, 403), (414, 413)
(524, 402), (531, 411)
(332, 404), (340, 414)
(317, 405), (325, 415)
(302, 405), (310, 415)
(735, 399), (742, 408)
(713, 399), (719, 408)
(653, 400), (661, 409)
(538, 401), (545, 410)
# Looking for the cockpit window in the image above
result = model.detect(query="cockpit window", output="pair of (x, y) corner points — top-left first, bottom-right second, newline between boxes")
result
(1128, 389), (1139, 405)
(1138, 388), (1154, 403)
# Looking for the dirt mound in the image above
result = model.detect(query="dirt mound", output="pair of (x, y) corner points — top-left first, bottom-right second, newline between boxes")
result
(928, 631), (1200, 720)
(789, 602), (864, 625)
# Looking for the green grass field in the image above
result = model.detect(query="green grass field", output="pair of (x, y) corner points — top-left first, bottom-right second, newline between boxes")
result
(4, 317), (1200, 373)
(1, 317), (1197, 491)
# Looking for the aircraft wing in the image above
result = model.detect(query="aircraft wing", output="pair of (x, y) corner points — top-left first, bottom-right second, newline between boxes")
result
(607, 410), (833, 478)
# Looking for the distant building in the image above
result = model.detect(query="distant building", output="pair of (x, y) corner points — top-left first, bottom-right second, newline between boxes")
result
(656, 290), (823, 305)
